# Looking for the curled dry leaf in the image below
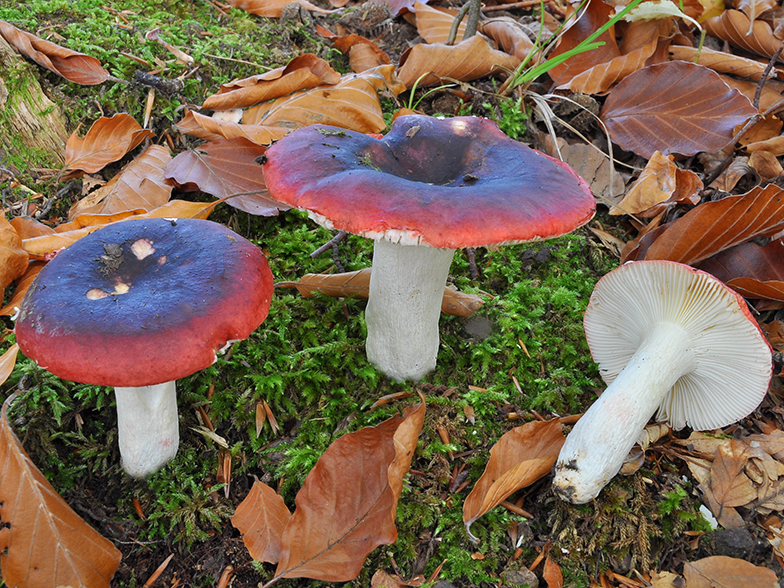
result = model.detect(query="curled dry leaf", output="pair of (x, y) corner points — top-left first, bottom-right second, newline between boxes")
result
(479, 18), (535, 62)
(0, 20), (109, 85)
(397, 35), (519, 88)
(683, 555), (778, 587)
(275, 268), (484, 317)
(643, 184), (784, 265)
(68, 144), (173, 218)
(412, 1), (466, 43)
(270, 399), (425, 582)
(0, 261), (44, 316)
(669, 45), (784, 82)
(203, 54), (341, 111)
(333, 35), (390, 73)
(699, 239), (784, 302)
(244, 65), (404, 134)
(704, 9), (784, 61)
(601, 61), (758, 158)
(165, 138), (287, 216)
(463, 419), (564, 541)
(0, 392), (122, 588)
(0, 217), (29, 291)
(64, 113), (154, 174)
(611, 151), (702, 217)
(232, 480), (292, 564)
(176, 110), (290, 146)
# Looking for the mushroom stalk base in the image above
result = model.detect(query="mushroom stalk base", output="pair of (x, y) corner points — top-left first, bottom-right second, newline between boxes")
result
(365, 239), (455, 382)
(553, 322), (697, 503)
(114, 381), (179, 478)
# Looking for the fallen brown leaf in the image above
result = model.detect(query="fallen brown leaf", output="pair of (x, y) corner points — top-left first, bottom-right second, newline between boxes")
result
(69, 144), (173, 218)
(270, 400), (425, 582)
(275, 268), (484, 317)
(683, 555), (778, 587)
(165, 138), (287, 216)
(397, 35), (519, 88)
(176, 110), (290, 146)
(601, 61), (758, 158)
(202, 54), (341, 111)
(0, 261), (44, 316)
(705, 9), (784, 61)
(0, 20), (109, 85)
(412, 1), (466, 43)
(463, 419), (564, 540)
(64, 113), (154, 174)
(643, 184), (784, 265)
(244, 65), (404, 134)
(0, 392), (122, 587)
(0, 217), (29, 292)
(224, 0), (335, 17)
(232, 480), (292, 564)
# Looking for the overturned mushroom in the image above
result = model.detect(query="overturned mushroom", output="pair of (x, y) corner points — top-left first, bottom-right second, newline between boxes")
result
(15, 218), (274, 478)
(262, 114), (596, 381)
(553, 260), (773, 503)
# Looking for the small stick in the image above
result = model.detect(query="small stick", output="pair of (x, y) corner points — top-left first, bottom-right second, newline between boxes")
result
(311, 230), (347, 258)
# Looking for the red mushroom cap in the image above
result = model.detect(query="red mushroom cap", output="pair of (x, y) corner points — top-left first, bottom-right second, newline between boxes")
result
(15, 218), (273, 387)
(262, 115), (596, 249)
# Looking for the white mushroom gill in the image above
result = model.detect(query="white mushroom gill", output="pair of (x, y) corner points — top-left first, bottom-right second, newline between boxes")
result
(365, 238), (455, 382)
(114, 381), (179, 478)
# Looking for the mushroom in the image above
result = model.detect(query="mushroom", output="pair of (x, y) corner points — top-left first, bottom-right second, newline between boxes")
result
(15, 218), (274, 478)
(262, 114), (596, 381)
(553, 260), (773, 503)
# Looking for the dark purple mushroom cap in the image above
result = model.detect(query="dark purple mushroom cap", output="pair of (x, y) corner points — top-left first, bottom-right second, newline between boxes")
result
(15, 218), (273, 387)
(262, 115), (596, 249)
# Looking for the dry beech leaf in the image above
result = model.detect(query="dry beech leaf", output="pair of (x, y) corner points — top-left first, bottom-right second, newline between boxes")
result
(21, 200), (216, 260)
(700, 239), (784, 302)
(562, 35), (669, 95)
(165, 138), (287, 216)
(554, 142), (625, 207)
(708, 439), (756, 509)
(0, 20), (109, 85)
(371, 569), (418, 587)
(745, 136), (784, 155)
(543, 557), (564, 588)
(64, 114), (154, 174)
(0, 393), (122, 587)
(276, 268), (484, 317)
(643, 184), (784, 265)
(0, 217), (29, 291)
(9, 217), (55, 240)
(232, 480), (292, 564)
(69, 144), (173, 218)
(480, 18), (535, 61)
(271, 400), (425, 582)
(412, 1), (465, 43)
(397, 35), (519, 88)
(601, 61), (757, 158)
(203, 54), (341, 111)
(0, 261), (45, 316)
(244, 65), (404, 134)
(463, 419), (564, 539)
(739, 116), (783, 148)
(705, 9), (784, 61)
(736, 0), (778, 28)
(683, 555), (778, 587)
(669, 45), (784, 82)
(224, 0), (334, 17)
(719, 75), (784, 112)
(333, 35), (390, 73)
(611, 151), (702, 217)
(547, 0), (620, 85)
(749, 150), (784, 180)
(176, 110), (290, 146)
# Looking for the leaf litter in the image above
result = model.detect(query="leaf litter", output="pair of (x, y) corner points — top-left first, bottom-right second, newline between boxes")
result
(4, 0), (784, 584)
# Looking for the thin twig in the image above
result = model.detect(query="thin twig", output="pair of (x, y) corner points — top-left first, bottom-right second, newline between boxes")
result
(753, 39), (784, 110)
(446, 2), (471, 45)
(482, 0), (566, 15)
(311, 230), (347, 258)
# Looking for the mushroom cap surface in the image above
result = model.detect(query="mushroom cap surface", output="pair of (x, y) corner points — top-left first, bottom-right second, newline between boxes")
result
(262, 115), (596, 249)
(15, 218), (273, 387)
(584, 260), (772, 431)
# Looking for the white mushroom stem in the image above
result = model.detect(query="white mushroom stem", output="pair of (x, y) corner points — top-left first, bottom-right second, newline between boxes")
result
(365, 238), (456, 382)
(553, 321), (697, 504)
(114, 381), (180, 478)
